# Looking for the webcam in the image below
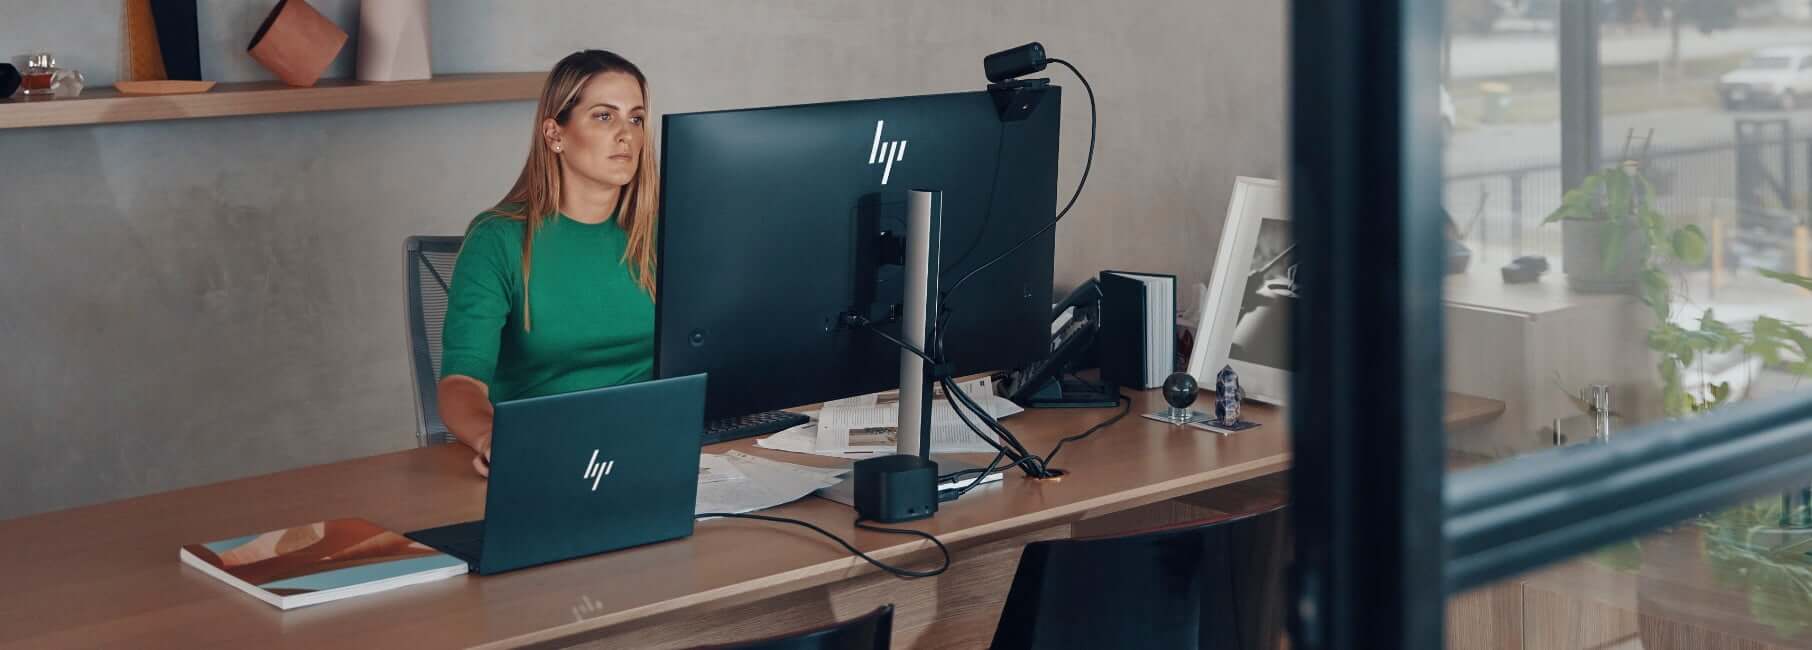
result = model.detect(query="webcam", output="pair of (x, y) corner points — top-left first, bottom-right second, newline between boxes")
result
(984, 42), (1048, 83)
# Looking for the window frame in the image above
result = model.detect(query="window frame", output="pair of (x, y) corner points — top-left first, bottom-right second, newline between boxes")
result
(1286, 0), (1812, 647)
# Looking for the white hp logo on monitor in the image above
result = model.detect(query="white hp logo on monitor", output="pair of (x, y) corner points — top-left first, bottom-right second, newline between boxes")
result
(582, 449), (614, 492)
(868, 120), (907, 185)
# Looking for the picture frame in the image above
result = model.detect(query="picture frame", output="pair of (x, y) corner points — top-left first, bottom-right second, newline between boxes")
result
(1188, 176), (1290, 405)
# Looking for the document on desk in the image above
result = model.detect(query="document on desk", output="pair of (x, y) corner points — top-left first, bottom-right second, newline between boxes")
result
(813, 376), (1024, 454)
(755, 422), (891, 460)
(695, 451), (850, 516)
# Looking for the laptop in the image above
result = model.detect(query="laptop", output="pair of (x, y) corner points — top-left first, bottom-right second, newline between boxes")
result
(407, 373), (706, 575)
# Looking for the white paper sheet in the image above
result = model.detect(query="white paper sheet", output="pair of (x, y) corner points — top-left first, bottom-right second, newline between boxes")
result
(813, 376), (1024, 454)
(755, 423), (891, 460)
(697, 454), (747, 484)
(693, 451), (850, 516)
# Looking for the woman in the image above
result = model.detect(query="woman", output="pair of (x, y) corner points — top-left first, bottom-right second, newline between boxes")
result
(438, 50), (659, 477)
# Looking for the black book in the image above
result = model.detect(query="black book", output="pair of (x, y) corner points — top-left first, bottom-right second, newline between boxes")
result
(1097, 271), (1176, 390)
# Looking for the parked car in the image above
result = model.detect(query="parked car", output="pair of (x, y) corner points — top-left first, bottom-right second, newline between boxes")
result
(1720, 46), (1812, 111)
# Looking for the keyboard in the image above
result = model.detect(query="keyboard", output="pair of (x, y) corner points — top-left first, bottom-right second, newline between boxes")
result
(703, 410), (812, 445)
(406, 520), (485, 564)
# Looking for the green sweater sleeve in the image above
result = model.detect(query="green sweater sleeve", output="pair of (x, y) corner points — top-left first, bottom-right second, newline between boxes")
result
(439, 216), (517, 389)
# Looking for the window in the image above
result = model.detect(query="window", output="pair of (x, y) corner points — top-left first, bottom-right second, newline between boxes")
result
(1288, 1), (1812, 647)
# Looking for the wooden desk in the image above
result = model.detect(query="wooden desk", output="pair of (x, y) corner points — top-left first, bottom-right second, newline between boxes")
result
(0, 389), (1497, 648)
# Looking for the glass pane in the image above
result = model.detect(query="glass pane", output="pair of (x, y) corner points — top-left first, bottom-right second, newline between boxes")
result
(1450, 500), (1812, 649)
(1442, 0), (1812, 468)
(1441, 0), (1812, 646)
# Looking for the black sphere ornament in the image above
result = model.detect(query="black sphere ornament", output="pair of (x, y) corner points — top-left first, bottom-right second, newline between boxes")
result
(1162, 372), (1198, 409)
(0, 64), (20, 99)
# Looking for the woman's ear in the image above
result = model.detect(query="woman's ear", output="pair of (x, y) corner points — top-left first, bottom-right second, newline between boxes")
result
(542, 117), (562, 152)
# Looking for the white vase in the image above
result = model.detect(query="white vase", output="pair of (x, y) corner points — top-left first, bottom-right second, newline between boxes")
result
(356, 0), (431, 82)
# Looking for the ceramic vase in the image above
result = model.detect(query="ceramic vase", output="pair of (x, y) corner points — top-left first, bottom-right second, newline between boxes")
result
(356, 0), (431, 82)
(247, 0), (348, 87)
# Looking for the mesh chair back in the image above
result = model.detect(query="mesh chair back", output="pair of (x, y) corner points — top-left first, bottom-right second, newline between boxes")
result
(687, 604), (893, 650)
(989, 505), (1288, 650)
(405, 235), (465, 447)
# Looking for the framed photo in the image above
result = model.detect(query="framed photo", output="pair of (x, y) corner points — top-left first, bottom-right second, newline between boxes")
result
(1188, 176), (1290, 405)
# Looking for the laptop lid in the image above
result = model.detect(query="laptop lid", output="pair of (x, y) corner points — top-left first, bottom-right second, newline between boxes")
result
(475, 373), (706, 575)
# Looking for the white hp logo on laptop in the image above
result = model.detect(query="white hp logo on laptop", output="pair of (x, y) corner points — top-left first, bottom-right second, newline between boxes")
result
(582, 449), (614, 492)
(868, 120), (907, 185)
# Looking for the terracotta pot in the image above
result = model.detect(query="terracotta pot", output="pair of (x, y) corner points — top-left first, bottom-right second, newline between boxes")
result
(247, 0), (348, 87)
(356, 0), (432, 82)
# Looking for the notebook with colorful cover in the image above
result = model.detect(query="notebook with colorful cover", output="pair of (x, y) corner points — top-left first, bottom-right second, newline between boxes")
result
(179, 517), (468, 610)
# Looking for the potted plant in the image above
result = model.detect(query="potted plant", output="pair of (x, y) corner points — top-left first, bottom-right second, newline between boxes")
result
(1549, 162), (1812, 641)
(1544, 162), (1672, 293)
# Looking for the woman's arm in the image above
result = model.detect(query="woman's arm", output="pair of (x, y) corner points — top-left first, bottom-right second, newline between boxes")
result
(438, 375), (495, 477)
(438, 216), (516, 478)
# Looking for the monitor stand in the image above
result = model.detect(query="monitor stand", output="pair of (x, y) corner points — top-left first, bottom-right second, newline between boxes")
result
(896, 189), (942, 459)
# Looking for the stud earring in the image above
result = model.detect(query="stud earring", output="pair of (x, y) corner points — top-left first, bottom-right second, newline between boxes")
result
(553, 145), (563, 153)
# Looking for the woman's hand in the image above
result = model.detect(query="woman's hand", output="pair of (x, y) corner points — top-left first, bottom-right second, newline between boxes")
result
(471, 433), (492, 478)
(438, 375), (496, 478)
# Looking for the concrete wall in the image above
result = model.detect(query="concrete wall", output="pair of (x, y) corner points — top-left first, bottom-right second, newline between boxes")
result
(0, 0), (1285, 519)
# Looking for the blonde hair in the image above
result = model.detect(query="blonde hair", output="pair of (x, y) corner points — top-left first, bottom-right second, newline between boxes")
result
(493, 50), (659, 330)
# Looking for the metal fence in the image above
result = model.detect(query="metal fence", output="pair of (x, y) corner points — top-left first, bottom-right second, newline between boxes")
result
(1444, 132), (1810, 263)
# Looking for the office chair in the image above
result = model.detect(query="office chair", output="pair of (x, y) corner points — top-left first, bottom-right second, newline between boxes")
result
(404, 235), (464, 447)
(687, 604), (893, 650)
(989, 505), (1289, 650)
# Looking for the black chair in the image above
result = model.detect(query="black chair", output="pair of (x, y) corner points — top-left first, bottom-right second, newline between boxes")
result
(989, 505), (1289, 650)
(404, 235), (464, 447)
(689, 604), (893, 650)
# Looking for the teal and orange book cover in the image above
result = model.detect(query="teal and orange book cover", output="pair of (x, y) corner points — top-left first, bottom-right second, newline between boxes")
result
(179, 517), (467, 610)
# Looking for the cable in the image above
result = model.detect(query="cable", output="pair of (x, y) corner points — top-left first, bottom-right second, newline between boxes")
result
(1040, 392), (1133, 470)
(852, 313), (1043, 474)
(927, 308), (1042, 467)
(941, 375), (1041, 466)
(944, 57), (1097, 301)
(861, 322), (936, 366)
(942, 123), (1012, 275)
(695, 512), (950, 578)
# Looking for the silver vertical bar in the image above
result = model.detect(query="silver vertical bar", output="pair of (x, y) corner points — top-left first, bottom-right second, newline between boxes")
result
(898, 189), (942, 458)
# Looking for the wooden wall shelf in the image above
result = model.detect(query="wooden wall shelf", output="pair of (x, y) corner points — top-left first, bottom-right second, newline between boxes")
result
(0, 72), (544, 130)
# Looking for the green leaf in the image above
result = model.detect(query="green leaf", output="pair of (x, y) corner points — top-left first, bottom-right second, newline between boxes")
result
(1605, 170), (1632, 222)
(1697, 310), (1746, 352)
(1592, 539), (1643, 573)
(1666, 386), (1694, 417)
(1649, 322), (1686, 352)
(1711, 381), (1732, 405)
(1580, 173), (1604, 200)
(1644, 212), (1669, 247)
(1548, 174), (1608, 224)
(1640, 269), (1670, 321)
(1758, 268), (1812, 292)
(1747, 316), (1809, 368)
(1672, 226), (1708, 265)
(1547, 188), (1594, 224)
(1602, 221), (1628, 274)
(1544, 205), (1582, 224)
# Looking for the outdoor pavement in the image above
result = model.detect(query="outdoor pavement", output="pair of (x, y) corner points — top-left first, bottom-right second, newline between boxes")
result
(1452, 24), (1812, 79)
(1448, 105), (1812, 174)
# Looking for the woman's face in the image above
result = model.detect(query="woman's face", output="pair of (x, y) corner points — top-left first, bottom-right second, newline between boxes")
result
(547, 71), (647, 190)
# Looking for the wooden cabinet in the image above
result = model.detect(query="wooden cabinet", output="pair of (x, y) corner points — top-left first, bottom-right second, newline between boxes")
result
(1443, 254), (1658, 458)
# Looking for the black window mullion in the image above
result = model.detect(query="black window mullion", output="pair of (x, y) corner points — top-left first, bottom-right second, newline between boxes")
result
(1445, 394), (1812, 593)
(1288, 0), (1448, 648)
